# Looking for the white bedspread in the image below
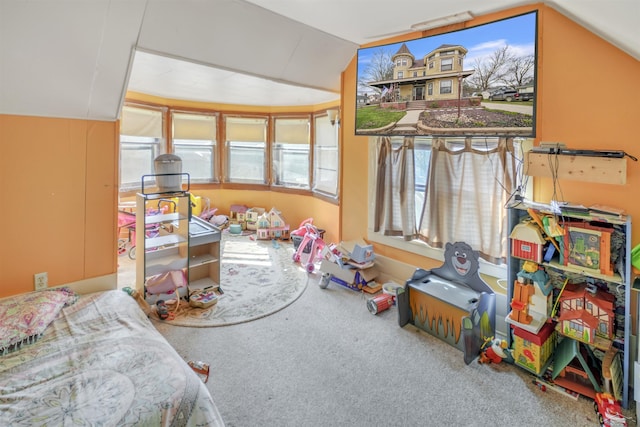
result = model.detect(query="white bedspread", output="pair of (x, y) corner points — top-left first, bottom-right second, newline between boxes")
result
(0, 290), (225, 426)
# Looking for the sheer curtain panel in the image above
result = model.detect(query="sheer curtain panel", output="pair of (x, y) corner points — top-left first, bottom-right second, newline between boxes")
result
(374, 136), (416, 239)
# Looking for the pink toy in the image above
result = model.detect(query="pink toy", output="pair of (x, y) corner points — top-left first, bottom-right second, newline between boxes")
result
(292, 223), (326, 273)
(291, 218), (314, 236)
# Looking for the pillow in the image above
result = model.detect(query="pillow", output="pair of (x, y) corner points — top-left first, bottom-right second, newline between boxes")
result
(0, 287), (78, 355)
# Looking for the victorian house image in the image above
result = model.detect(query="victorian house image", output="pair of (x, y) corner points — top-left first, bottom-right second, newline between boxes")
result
(368, 43), (474, 104)
(557, 283), (615, 345)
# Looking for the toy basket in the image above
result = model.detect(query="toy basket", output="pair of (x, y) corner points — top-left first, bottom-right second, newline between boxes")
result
(292, 229), (325, 250)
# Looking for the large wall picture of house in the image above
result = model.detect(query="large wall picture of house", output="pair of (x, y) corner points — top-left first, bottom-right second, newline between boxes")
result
(355, 11), (537, 137)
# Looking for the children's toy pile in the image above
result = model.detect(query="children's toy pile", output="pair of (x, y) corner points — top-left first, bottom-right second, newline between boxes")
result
(318, 239), (378, 292)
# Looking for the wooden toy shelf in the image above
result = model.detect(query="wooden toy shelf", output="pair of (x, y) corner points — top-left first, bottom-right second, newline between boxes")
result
(525, 152), (627, 185)
(507, 206), (633, 408)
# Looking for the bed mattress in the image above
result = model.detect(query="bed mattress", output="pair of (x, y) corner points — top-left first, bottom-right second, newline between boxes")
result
(0, 290), (225, 426)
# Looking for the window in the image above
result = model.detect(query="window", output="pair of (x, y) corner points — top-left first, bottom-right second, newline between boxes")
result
(119, 105), (165, 191)
(172, 111), (217, 183)
(428, 83), (433, 96)
(313, 114), (339, 198)
(224, 116), (268, 184)
(570, 322), (584, 333)
(413, 138), (431, 224)
(441, 58), (453, 71)
(118, 103), (339, 202)
(599, 322), (607, 334)
(440, 80), (452, 94)
(368, 136), (526, 278)
(397, 71), (404, 79)
(272, 117), (310, 189)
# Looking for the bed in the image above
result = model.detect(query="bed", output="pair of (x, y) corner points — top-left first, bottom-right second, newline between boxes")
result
(0, 289), (225, 426)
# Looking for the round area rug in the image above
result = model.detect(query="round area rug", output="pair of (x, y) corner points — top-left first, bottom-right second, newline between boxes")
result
(152, 234), (308, 327)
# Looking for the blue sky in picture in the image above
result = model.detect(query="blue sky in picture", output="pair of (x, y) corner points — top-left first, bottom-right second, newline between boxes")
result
(357, 11), (537, 85)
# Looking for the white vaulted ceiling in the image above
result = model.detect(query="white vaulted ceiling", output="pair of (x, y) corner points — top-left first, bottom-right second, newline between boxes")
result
(0, 0), (637, 121)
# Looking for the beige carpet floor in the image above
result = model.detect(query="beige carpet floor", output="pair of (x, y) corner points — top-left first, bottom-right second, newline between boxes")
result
(154, 270), (637, 426)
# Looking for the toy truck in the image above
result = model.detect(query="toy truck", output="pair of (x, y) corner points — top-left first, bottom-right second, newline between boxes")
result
(594, 393), (626, 427)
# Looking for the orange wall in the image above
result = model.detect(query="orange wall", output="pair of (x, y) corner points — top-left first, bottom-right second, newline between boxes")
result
(2, 4), (637, 297)
(533, 7), (639, 226)
(195, 190), (339, 244)
(340, 4), (640, 268)
(0, 115), (117, 298)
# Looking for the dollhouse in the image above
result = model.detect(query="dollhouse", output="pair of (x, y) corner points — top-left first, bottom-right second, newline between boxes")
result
(229, 204), (249, 229)
(557, 283), (615, 345)
(246, 207), (265, 231)
(256, 207), (290, 240)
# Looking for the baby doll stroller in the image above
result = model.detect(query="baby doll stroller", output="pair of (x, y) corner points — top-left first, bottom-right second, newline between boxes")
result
(292, 223), (326, 273)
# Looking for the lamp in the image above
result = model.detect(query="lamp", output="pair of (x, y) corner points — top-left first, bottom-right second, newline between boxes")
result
(410, 11), (474, 31)
(327, 109), (340, 126)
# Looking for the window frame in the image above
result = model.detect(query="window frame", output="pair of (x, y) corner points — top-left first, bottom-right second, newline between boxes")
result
(223, 114), (269, 185)
(312, 112), (339, 200)
(440, 79), (453, 94)
(118, 101), (339, 204)
(170, 110), (219, 185)
(118, 103), (166, 192)
(441, 58), (453, 72)
(271, 115), (312, 190)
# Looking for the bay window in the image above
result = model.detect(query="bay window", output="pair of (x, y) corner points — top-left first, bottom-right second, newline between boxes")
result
(313, 114), (339, 198)
(224, 116), (268, 184)
(272, 117), (310, 189)
(119, 105), (165, 191)
(119, 103), (339, 203)
(172, 111), (218, 183)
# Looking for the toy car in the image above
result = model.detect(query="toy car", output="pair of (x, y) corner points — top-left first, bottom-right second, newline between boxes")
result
(594, 392), (627, 427)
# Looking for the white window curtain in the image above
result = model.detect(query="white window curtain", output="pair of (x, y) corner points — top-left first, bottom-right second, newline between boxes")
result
(374, 136), (416, 239)
(121, 105), (163, 137)
(418, 137), (517, 264)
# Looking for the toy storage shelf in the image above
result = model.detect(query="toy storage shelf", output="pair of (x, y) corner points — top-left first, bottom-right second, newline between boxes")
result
(543, 260), (623, 285)
(507, 205), (633, 408)
(135, 187), (190, 300)
(188, 216), (221, 292)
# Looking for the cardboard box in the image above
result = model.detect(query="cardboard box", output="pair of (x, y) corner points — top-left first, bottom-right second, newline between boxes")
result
(320, 259), (377, 289)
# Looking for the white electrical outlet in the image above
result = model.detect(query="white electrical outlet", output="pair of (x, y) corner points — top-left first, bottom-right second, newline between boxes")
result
(34, 272), (48, 290)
